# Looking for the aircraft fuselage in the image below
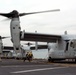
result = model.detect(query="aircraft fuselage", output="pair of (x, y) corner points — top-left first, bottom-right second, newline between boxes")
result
(48, 38), (76, 62)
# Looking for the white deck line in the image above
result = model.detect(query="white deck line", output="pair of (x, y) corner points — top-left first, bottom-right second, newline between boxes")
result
(11, 67), (67, 74)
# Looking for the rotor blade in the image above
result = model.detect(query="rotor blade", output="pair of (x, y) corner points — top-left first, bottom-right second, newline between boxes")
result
(0, 10), (19, 18)
(19, 9), (60, 16)
(1, 37), (10, 39)
(0, 13), (12, 18)
(1, 18), (10, 22)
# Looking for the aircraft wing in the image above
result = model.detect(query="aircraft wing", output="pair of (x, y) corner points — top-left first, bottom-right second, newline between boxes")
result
(3, 46), (14, 50)
(30, 45), (48, 50)
(20, 32), (61, 42)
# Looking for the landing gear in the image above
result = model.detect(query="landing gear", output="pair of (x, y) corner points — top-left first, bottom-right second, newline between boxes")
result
(75, 59), (76, 63)
(23, 57), (26, 62)
(23, 53), (33, 62)
(48, 57), (54, 62)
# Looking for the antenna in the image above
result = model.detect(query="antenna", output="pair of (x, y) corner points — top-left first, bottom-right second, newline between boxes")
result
(64, 31), (67, 35)
(0, 36), (9, 39)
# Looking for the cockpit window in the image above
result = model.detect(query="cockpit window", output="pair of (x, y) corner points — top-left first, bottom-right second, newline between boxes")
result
(70, 41), (76, 48)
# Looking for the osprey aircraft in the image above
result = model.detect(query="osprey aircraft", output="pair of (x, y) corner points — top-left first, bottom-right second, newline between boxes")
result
(0, 36), (9, 61)
(2, 9), (76, 62)
(0, 9), (60, 59)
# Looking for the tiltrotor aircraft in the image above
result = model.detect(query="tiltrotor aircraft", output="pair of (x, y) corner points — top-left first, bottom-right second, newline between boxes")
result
(2, 9), (76, 62)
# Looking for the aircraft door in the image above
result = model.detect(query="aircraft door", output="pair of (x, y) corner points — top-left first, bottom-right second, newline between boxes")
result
(69, 40), (76, 57)
(65, 40), (76, 58)
(65, 40), (69, 52)
(64, 40), (71, 58)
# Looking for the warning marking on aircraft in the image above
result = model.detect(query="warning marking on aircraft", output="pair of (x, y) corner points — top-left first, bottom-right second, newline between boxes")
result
(11, 67), (67, 74)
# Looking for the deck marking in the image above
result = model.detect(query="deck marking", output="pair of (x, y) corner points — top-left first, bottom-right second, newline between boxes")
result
(11, 67), (66, 74)
(1, 65), (51, 68)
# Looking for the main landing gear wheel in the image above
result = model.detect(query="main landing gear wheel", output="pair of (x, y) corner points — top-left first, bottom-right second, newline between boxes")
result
(48, 57), (54, 62)
(75, 59), (76, 63)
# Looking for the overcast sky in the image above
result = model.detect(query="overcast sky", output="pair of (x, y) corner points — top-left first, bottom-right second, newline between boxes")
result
(0, 0), (76, 45)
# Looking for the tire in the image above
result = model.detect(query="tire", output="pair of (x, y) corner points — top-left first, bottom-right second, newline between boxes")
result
(75, 59), (76, 63)
(48, 57), (54, 62)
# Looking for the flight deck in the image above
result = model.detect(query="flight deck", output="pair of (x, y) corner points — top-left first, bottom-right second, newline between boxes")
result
(0, 59), (76, 75)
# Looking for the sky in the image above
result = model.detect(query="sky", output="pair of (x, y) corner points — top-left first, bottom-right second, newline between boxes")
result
(0, 0), (76, 52)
